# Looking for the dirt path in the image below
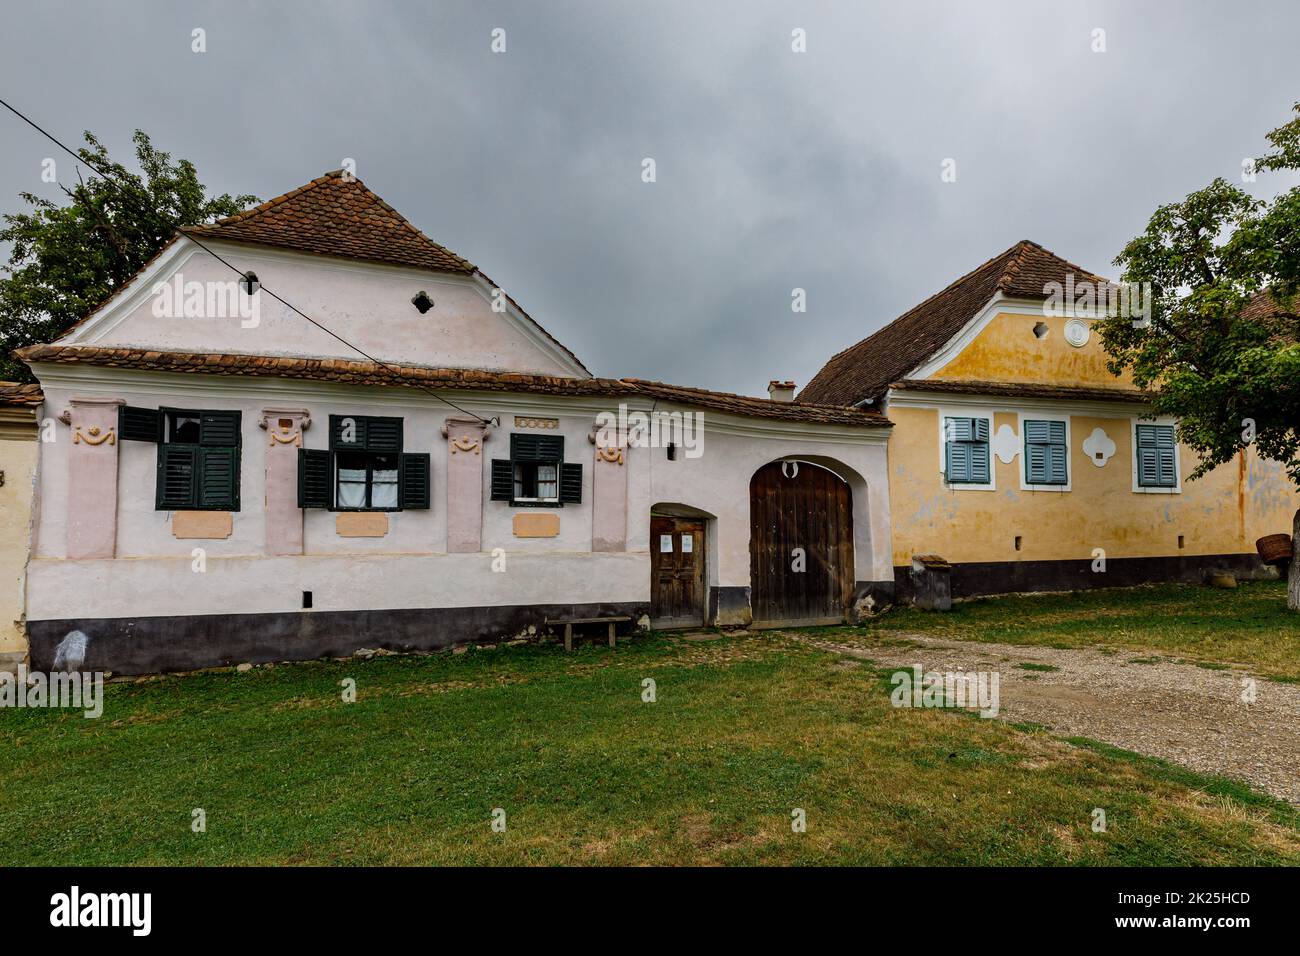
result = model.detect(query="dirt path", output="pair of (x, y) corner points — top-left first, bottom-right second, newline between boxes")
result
(796, 632), (1300, 804)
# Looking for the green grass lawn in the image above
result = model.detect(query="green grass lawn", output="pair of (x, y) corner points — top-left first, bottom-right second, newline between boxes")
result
(1, 615), (1296, 866)
(846, 580), (1300, 680)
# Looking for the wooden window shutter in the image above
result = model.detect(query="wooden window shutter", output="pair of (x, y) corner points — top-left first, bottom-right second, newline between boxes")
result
(490, 459), (513, 501)
(298, 448), (332, 508)
(944, 417), (988, 483)
(365, 416), (403, 452)
(330, 414), (367, 450)
(1024, 420), (1066, 485)
(198, 447), (240, 510)
(119, 406), (161, 442)
(157, 444), (198, 509)
(969, 440), (990, 483)
(199, 410), (241, 447)
(510, 433), (563, 462)
(400, 453), (431, 509)
(1137, 425), (1176, 487)
(559, 462), (583, 503)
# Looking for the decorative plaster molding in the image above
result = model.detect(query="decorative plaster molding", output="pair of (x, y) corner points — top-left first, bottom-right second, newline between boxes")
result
(515, 416), (559, 429)
(1082, 427), (1116, 467)
(595, 444), (624, 466)
(73, 425), (116, 446)
(991, 423), (1019, 464)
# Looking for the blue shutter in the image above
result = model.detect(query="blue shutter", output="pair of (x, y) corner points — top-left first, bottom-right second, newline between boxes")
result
(945, 417), (989, 484)
(1137, 425), (1177, 487)
(946, 433), (971, 482)
(1024, 420), (1067, 485)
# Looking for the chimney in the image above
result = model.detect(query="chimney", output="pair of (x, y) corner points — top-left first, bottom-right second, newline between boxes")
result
(767, 380), (797, 402)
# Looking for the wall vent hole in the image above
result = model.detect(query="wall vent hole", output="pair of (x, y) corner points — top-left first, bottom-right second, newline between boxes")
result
(1033, 322), (1049, 339)
(302, 590), (313, 609)
(1177, 535), (1185, 550)
(1014, 535), (1023, 551)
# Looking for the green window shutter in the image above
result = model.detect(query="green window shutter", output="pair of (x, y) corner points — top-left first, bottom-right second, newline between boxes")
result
(559, 462), (583, 503)
(198, 446), (240, 510)
(400, 453), (431, 509)
(330, 414), (367, 450)
(199, 410), (241, 447)
(365, 416), (403, 452)
(1024, 420), (1067, 485)
(490, 459), (514, 501)
(298, 448), (332, 508)
(511, 433), (563, 462)
(157, 444), (198, 509)
(119, 406), (161, 442)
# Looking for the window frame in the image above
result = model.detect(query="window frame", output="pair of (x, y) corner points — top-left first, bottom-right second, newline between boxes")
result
(1131, 417), (1181, 494)
(939, 409), (995, 491)
(328, 414), (405, 513)
(1018, 413), (1071, 492)
(155, 406), (242, 512)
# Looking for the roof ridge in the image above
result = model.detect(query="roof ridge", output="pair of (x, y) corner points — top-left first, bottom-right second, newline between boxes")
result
(817, 241), (1026, 367)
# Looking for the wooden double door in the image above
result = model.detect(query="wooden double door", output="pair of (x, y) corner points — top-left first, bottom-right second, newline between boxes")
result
(650, 516), (706, 628)
(749, 460), (854, 627)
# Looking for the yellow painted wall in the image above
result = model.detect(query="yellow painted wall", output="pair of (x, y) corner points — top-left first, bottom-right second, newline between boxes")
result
(0, 427), (37, 656)
(888, 405), (1297, 566)
(933, 312), (1137, 388)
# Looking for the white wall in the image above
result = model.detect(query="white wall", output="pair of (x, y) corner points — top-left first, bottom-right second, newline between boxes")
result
(28, 369), (892, 622)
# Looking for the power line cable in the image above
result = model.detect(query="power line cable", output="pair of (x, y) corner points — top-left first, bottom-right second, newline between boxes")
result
(0, 95), (492, 424)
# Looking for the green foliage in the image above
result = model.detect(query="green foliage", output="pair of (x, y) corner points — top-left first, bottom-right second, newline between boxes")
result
(1098, 104), (1300, 483)
(0, 130), (256, 381)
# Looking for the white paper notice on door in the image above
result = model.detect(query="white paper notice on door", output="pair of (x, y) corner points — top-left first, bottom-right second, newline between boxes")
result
(680, 535), (693, 553)
(659, 534), (673, 552)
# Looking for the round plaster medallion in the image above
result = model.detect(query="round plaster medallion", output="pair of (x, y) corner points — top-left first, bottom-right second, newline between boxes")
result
(1064, 318), (1090, 348)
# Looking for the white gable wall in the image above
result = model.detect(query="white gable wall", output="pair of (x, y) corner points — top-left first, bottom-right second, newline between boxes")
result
(61, 238), (586, 378)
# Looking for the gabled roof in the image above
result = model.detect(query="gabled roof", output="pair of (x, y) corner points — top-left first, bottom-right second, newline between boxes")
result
(798, 240), (1108, 407)
(182, 170), (476, 275)
(16, 345), (890, 428)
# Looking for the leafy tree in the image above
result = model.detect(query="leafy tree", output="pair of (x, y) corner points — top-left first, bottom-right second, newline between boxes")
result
(0, 130), (256, 381)
(1098, 104), (1300, 607)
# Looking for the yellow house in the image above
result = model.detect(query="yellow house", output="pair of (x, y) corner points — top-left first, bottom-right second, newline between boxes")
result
(802, 240), (1296, 599)
(0, 383), (41, 666)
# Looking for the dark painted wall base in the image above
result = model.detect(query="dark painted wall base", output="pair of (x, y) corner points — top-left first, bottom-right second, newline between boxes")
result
(28, 601), (649, 676)
(892, 553), (1274, 603)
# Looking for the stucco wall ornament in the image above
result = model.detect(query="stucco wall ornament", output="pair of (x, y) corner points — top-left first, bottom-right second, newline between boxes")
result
(73, 425), (116, 446)
(451, 436), (481, 455)
(259, 412), (310, 448)
(991, 424), (1019, 464)
(1082, 427), (1116, 467)
(596, 444), (624, 466)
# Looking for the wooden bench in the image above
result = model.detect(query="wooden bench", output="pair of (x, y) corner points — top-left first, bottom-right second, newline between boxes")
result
(545, 615), (632, 652)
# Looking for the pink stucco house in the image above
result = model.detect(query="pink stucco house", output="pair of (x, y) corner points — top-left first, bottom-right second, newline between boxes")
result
(18, 172), (895, 673)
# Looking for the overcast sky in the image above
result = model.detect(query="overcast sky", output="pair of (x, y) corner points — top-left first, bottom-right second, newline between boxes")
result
(2, 1), (1297, 395)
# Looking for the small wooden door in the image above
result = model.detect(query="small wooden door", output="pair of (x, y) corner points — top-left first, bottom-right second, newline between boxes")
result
(650, 516), (706, 628)
(749, 460), (854, 627)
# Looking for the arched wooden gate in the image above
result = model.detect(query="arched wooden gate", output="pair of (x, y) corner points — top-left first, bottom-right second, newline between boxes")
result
(749, 460), (854, 627)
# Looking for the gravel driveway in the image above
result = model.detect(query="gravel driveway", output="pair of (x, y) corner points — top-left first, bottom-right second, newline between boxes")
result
(802, 633), (1300, 804)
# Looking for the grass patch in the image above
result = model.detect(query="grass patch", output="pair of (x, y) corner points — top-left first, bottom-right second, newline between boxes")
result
(849, 581), (1299, 679)
(1018, 662), (1060, 673)
(0, 631), (1295, 866)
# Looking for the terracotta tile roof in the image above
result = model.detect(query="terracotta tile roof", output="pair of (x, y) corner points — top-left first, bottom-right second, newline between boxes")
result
(799, 240), (1109, 407)
(16, 346), (889, 428)
(182, 170), (476, 275)
(0, 382), (43, 408)
(890, 378), (1151, 403)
